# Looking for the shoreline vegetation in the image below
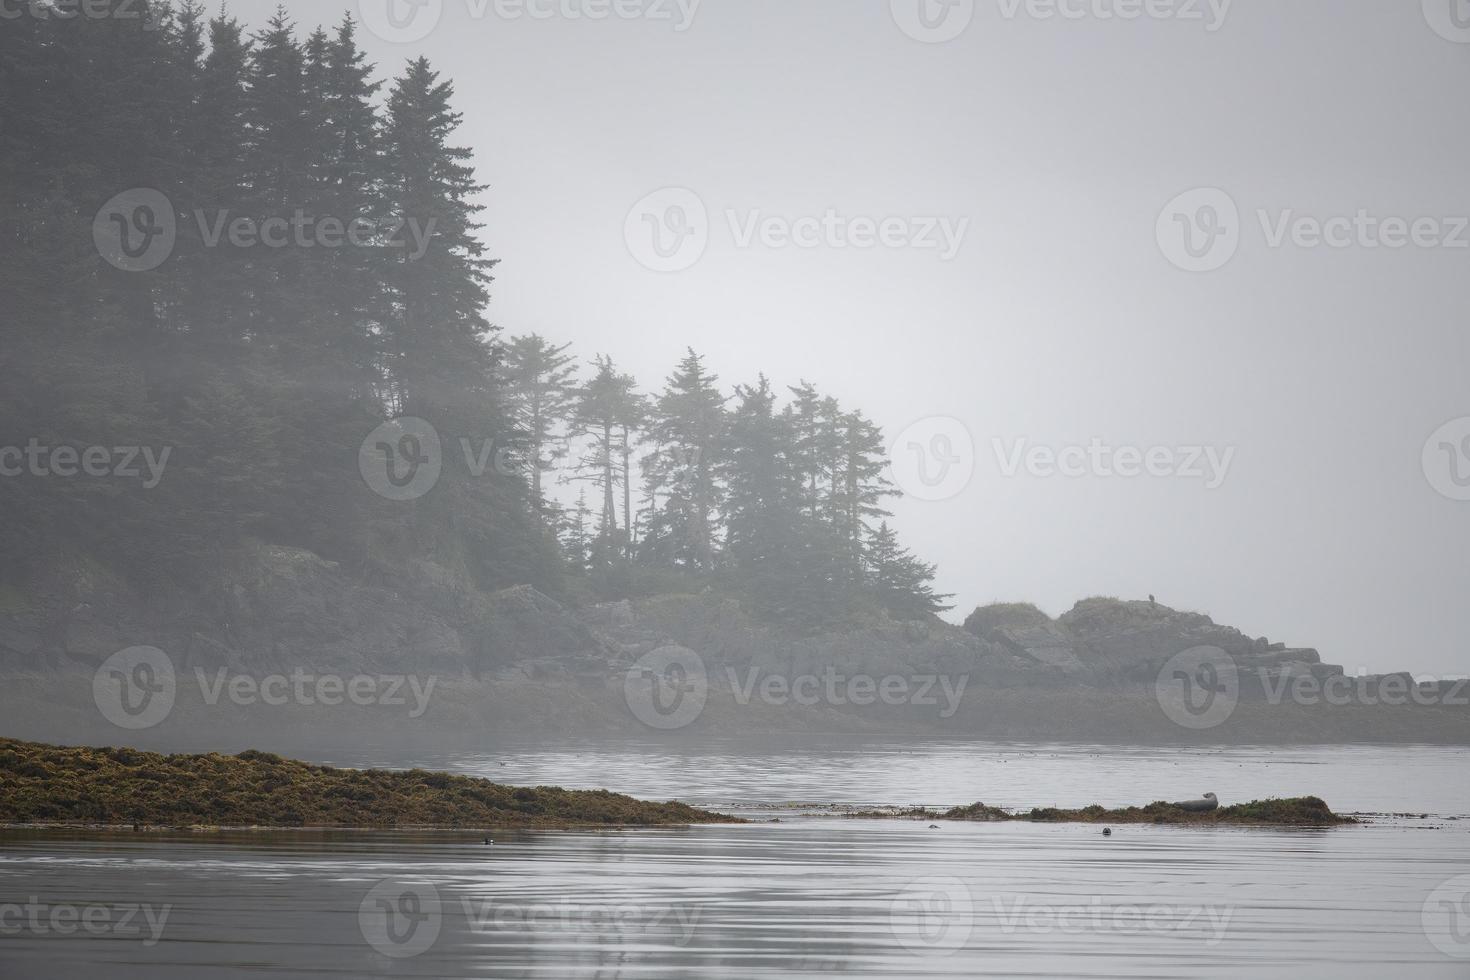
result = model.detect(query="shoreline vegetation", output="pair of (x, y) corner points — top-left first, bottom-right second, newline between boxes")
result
(0, 738), (736, 830)
(853, 797), (1355, 827)
(2, 738), (1354, 831)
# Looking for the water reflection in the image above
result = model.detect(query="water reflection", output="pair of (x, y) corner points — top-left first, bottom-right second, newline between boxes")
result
(1, 742), (1467, 978)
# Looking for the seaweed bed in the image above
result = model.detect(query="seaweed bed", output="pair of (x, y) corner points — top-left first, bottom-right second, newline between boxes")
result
(855, 797), (1355, 826)
(0, 738), (738, 829)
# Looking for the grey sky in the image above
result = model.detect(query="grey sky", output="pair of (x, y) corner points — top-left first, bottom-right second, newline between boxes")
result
(236, 0), (1467, 677)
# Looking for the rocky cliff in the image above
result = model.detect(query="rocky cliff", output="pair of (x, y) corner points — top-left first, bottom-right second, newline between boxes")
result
(0, 545), (1464, 749)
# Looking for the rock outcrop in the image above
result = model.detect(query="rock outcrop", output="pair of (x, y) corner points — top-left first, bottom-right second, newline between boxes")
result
(1, 550), (1464, 747)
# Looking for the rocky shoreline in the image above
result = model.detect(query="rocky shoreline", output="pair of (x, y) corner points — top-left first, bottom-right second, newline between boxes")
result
(1, 544), (1465, 746)
(0, 738), (736, 830)
(854, 796), (1355, 827)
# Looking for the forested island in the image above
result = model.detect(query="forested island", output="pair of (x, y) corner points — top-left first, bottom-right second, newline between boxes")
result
(1, 6), (1465, 750)
(0, 4), (946, 635)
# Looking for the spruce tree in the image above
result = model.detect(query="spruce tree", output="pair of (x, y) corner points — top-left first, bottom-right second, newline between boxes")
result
(499, 334), (579, 522)
(866, 522), (953, 619)
(643, 349), (726, 572)
(572, 355), (640, 558)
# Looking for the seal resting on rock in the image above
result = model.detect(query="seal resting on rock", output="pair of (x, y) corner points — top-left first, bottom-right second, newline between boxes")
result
(1173, 792), (1219, 813)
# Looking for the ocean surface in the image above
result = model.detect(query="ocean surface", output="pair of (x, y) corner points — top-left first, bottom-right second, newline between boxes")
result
(2, 739), (1467, 979)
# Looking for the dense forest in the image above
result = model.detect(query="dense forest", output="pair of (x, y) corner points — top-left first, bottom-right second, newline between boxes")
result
(0, 2), (948, 631)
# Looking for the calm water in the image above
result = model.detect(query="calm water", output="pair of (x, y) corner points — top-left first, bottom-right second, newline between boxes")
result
(2, 740), (1468, 979)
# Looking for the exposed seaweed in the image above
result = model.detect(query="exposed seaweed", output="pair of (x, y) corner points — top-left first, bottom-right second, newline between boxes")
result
(0, 739), (739, 829)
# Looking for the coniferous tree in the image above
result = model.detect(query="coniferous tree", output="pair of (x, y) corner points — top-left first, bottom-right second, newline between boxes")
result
(380, 56), (495, 418)
(499, 334), (578, 522)
(572, 355), (640, 557)
(866, 522), (953, 619)
(642, 349), (725, 573)
(0, 7), (954, 630)
(834, 409), (896, 572)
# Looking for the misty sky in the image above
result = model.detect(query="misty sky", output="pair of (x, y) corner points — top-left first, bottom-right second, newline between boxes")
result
(226, 0), (1467, 677)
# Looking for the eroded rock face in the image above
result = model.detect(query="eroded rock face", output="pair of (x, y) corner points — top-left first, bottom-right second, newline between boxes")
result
(473, 585), (606, 675)
(0, 545), (595, 682)
(958, 597), (1350, 693)
(3, 550), (1353, 700)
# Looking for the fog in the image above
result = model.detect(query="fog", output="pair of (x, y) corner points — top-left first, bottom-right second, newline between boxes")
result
(190, 0), (1466, 677)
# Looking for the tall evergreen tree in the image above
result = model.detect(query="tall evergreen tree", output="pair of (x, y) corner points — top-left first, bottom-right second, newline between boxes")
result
(835, 409), (896, 569)
(642, 349), (725, 573)
(499, 334), (578, 522)
(866, 522), (953, 619)
(380, 56), (495, 418)
(572, 355), (640, 555)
